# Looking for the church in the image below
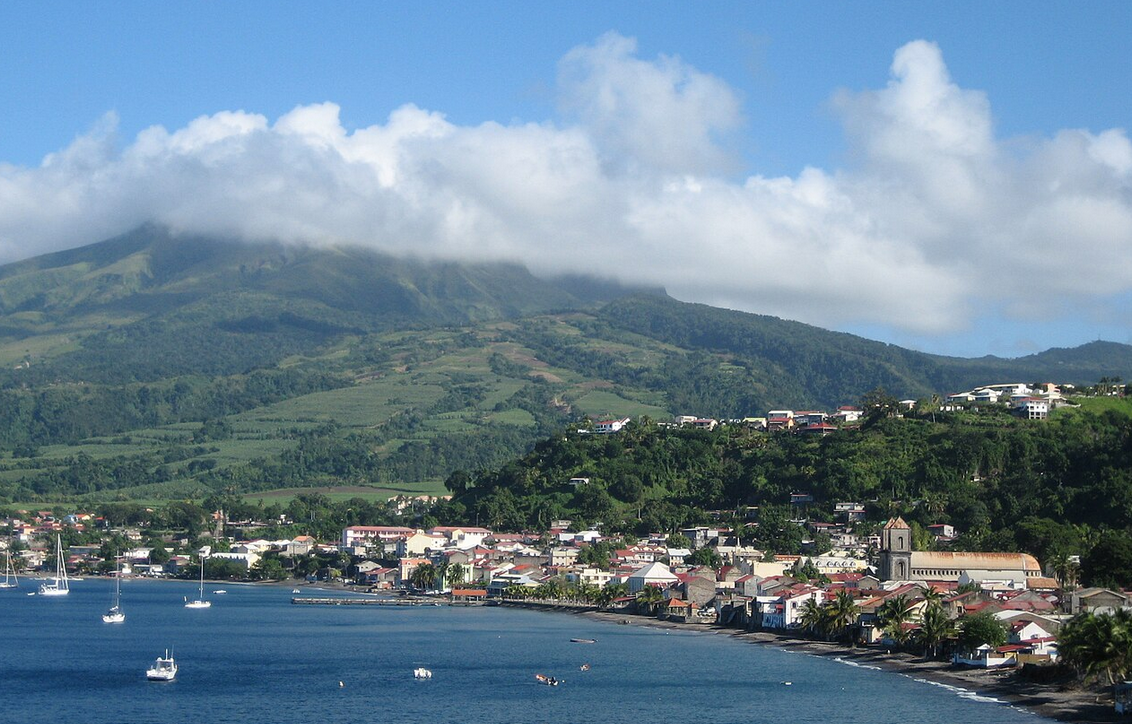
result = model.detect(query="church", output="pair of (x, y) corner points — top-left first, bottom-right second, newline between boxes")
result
(878, 517), (1042, 586)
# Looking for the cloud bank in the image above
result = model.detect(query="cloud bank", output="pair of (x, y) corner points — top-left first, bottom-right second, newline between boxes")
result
(1, 33), (1130, 337)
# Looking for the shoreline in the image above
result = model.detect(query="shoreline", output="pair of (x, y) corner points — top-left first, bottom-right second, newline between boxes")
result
(559, 608), (1118, 724)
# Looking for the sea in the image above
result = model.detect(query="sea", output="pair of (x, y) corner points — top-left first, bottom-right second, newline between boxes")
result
(0, 580), (1040, 724)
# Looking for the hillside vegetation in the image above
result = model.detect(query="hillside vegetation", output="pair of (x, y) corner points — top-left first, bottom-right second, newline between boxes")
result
(438, 405), (1132, 587)
(0, 226), (1128, 504)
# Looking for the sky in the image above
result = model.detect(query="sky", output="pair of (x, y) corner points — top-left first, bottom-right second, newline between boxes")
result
(1, 2), (1131, 358)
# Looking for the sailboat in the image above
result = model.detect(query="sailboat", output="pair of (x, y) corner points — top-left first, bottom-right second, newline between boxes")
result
(102, 555), (125, 623)
(184, 555), (211, 609)
(39, 534), (69, 596)
(0, 548), (18, 589)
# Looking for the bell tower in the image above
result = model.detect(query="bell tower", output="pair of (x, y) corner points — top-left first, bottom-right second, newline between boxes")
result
(879, 517), (912, 581)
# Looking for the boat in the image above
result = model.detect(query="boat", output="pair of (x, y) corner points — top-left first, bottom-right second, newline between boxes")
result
(292, 589), (300, 594)
(570, 638), (596, 644)
(146, 650), (177, 681)
(413, 667), (432, 679)
(39, 534), (69, 596)
(184, 556), (211, 609)
(213, 589), (227, 594)
(579, 663), (591, 671)
(0, 547), (18, 589)
(534, 673), (560, 686)
(102, 556), (125, 623)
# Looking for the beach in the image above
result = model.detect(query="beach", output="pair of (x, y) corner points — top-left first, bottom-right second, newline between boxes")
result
(569, 609), (1120, 724)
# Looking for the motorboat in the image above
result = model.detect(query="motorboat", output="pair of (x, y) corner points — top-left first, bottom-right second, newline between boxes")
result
(413, 667), (432, 679)
(570, 638), (596, 644)
(146, 650), (177, 681)
(535, 673), (560, 686)
(39, 535), (69, 596)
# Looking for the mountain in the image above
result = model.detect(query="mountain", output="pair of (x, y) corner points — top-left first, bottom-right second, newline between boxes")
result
(0, 226), (1127, 504)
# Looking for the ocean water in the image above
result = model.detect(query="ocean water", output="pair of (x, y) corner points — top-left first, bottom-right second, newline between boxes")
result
(0, 580), (1039, 724)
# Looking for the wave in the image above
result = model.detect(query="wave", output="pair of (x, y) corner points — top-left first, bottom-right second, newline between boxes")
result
(907, 676), (1006, 704)
(832, 657), (881, 671)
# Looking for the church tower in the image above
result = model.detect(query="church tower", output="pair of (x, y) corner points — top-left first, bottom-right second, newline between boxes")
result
(879, 517), (912, 581)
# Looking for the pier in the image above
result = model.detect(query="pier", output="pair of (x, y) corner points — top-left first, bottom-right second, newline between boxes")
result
(291, 596), (486, 606)
(291, 596), (438, 606)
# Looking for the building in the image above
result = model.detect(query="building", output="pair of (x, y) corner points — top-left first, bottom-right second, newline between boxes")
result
(878, 518), (1042, 584)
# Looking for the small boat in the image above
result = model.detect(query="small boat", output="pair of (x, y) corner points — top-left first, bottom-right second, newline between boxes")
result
(292, 589), (300, 594)
(579, 663), (590, 671)
(184, 556), (211, 609)
(570, 638), (596, 644)
(213, 590), (227, 595)
(39, 535), (69, 596)
(535, 673), (560, 686)
(146, 650), (177, 681)
(413, 667), (432, 679)
(0, 547), (18, 589)
(102, 558), (125, 623)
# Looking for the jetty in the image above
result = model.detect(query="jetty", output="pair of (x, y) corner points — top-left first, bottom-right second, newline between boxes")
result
(292, 597), (435, 606)
(291, 597), (486, 607)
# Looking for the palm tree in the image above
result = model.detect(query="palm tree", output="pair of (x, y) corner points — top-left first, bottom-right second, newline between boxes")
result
(445, 562), (466, 589)
(635, 585), (664, 615)
(878, 594), (916, 647)
(825, 589), (860, 644)
(1059, 610), (1132, 685)
(917, 603), (955, 659)
(1049, 552), (1079, 591)
(409, 563), (436, 591)
(798, 598), (825, 639)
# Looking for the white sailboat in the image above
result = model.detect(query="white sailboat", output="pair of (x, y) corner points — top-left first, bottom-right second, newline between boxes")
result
(102, 555), (125, 623)
(184, 555), (211, 609)
(39, 534), (69, 596)
(146, 649), (177, 681)
(0, 548), (18, 589)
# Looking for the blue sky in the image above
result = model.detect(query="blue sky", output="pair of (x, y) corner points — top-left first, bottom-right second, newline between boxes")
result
(2, 2), (1131, 358)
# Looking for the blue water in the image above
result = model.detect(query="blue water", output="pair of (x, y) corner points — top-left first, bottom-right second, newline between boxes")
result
(0, 580), (1039, 724)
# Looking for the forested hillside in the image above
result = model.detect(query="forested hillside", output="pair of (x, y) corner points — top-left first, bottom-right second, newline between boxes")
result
(439, 403), (1132, 587)
(0, 226), (1128, 504)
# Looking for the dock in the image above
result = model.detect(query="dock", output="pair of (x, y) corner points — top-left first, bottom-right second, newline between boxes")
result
(291, 597), (439, 606)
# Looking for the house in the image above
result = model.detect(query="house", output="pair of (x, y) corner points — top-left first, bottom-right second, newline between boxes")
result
(399, 532), (448, 557)
(756, 584), (824, 630)
(627, 562), (678, 593)
(834, 406), (862, 423)
(1014, 398), (1049, 420)
(339, 526), (415, 554)
(834, 502), (866, 523)
(592, 417), (631, 434)
(1067, 587), (1129, 615)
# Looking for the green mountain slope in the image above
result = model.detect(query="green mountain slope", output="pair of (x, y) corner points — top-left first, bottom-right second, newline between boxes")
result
(0, 226), (1126, 504)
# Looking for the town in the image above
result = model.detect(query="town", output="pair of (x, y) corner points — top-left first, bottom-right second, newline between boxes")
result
(3, 379), (1130, 713)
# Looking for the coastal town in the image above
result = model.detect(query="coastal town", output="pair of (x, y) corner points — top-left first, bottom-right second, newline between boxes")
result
(4, 380), (1131, 719)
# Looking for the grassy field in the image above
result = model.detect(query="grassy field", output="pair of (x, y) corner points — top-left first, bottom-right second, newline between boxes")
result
(242, 482), (448, 505)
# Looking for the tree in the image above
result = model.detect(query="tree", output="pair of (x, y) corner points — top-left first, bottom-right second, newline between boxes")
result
(1059, 610), (1132, 685)
(665, 533), (692, 550)
(446, 562), (466, 588)
(687, 547), (723, 570)
(798, 598), (825, 639)
(635, 585), (664, 615)
(1081, 531), (1132, 590)
(878, 594), (916, 647)
(409, 563), (437, 591)
(825, 589), (860, 644)
(957, 611), (1007, 651)
(918, 603), (955, 659)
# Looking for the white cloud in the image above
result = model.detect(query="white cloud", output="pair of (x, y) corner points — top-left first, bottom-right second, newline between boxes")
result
(0, 34), (1130, 340)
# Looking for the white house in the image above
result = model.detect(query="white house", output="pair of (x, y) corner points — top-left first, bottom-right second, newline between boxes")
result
(627, 562), (678, 593)
(592, 417), (631, 434)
